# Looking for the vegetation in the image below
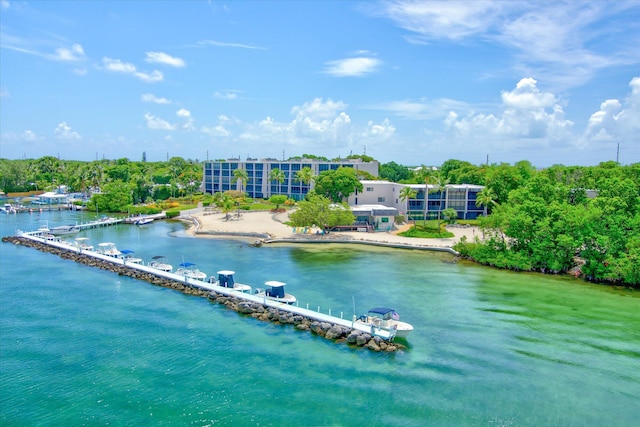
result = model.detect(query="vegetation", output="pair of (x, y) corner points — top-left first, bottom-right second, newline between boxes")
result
(313, 167), (363, 202)
(398, 220), (454, 238)
(289, 194), (355, 231)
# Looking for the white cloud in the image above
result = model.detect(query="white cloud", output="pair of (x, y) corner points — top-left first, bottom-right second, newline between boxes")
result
(583, 76), (640, 144)
(1, 0), (10, 10)
(144, 113), (175, 130)
(365, 119), (396, 139)
(324, 57), (381, 77)
(54, 122), (81, 140)
(102, 57), (163, 83)
(444, 78), (573, 142)
(23, 130), (39, 141)
(176, 108), (195, 131)
(73, 68), (87, 76)
(213, 90), (239, 100)
(52, 43), (85, 62)
(145, 51), (186, 67)
(141, 93), (171, 104)
(378, 1), (639, 89)
(197, 40), (266, 50)
(0, 87), (9, 97)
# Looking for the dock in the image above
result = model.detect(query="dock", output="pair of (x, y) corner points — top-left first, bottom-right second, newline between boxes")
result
(4, 228), (406, 352)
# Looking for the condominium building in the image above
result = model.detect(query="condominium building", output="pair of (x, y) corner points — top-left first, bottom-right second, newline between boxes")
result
(203, 158), (379, 201)
(348, 180), (485, 220)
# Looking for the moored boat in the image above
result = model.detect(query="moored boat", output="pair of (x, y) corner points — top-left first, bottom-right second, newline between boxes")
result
(176, 262), (207, 281)
(74, 237), (93, 251)
(254, 280), (296, 304)
(97, 242), (121, 258)
(208, 270), (252, 293)
(354, 307), (413, 338)
(50, 224), (80, 235)
(120, 249), (143, 264)
(149, 255), (173, 272)
(134, 216), (154, 225)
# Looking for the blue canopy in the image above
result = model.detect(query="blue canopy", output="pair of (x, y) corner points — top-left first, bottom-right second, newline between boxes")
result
(179, 262), (196, 268)
(120, 249), (134, 255)
(368, 308), (400, 320)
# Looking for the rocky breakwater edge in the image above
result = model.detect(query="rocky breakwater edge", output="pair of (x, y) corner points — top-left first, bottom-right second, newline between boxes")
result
(2, 236), (405, 353)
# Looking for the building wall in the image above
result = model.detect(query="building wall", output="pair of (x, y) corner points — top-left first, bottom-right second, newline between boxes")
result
(203, 158), (379, 200)
(347, 181), (485, 220)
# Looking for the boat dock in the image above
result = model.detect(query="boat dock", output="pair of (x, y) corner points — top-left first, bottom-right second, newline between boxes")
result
(4, 229), (405, 351)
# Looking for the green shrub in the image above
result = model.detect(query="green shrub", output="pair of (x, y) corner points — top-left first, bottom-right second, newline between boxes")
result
(165, 210), (180, 218)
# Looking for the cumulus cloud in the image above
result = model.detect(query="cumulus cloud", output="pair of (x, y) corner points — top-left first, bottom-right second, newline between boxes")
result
(141, 93), (171, 104)
(54, 122), (81, 140)
(23, 130), (39, 141)
(144, 113), (175, 130)
(583, 76), (640, 143)
(102, 57), (163, 83)
(444, 78), (573, 142)
(176, 108), (195, 131)
(324, 56), (381, 77)
(145, 51), (186, 67)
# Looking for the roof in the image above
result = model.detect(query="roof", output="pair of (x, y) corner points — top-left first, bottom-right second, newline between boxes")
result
(265, 280), (286, 287)
(217, 270), (235, 275)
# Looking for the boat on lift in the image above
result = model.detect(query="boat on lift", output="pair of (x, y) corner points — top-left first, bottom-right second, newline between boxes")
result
(254, 281), (296, 304)
(208, 270), (252, 293)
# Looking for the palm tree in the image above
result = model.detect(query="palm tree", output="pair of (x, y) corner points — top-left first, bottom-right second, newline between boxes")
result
(295, 166), (314, 187)
(399, 186), (417, 223)
(232, 168), (249, 193)
(269, 168), (286, 196)
(476, 187), (498, 216)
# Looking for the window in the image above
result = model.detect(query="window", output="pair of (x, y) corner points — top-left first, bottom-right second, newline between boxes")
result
(366, 187), (374, 192)
(378, 197), (385, 203)
(381, 217), (389, 223)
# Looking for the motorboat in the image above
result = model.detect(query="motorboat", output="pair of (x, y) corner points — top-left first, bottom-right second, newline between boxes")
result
(120, 249), (143, 264)
(176, 262), (207, 281)
(354, 307), (413, 339)
(149, 255), (173, 272)
(208, 270), (252, 293)
(50, 224), (80, 235)
(97, 242), (122, 258)
(254, 281), (296, 304)
(134, 216), (154, 225)
(74, 237), (93, 251)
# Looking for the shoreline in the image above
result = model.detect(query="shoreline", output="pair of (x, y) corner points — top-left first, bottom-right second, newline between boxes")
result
(179, 208), (478, 255)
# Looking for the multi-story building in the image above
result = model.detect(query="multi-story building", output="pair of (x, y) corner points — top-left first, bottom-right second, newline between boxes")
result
(348, 180), (485, 220)
(203, 158), (379, 201)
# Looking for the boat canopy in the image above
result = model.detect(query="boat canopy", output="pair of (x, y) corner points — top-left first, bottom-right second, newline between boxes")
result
(217, 270), (235, 288)
(368, 307), (401, 320)
(265, 281), (286, 298)
(178, 262), (196, 268)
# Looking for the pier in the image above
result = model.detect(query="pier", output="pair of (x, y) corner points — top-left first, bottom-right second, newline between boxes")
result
(3, 229), (406, 352)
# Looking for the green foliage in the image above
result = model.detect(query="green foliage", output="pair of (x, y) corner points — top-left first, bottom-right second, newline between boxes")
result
(314, 167), (363, 202)
(380, 161), (412, 182)
(289, 194), (355, 229)
(398, 220), (454, 238)
(165, 210), (180, 218)
(269, 195), (288, 210)
(128, 205), (163, 215)
(88, 180), (133, 213)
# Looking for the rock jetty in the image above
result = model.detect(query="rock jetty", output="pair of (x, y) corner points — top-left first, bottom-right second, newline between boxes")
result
(2, 236), (406, 352)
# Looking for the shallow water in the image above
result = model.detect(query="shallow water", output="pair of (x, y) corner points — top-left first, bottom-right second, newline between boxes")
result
(1, 210), (639, 426)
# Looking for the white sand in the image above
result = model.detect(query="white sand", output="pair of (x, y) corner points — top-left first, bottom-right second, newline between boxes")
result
(182, 208), (480, 249)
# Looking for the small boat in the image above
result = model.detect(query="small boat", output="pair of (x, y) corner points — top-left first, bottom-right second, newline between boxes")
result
(149, 255), (173, 272)
(254, 281), (296, 304)
(134, 216), (154, 225)
(74, 237), (93, 251)
(208, 270), (252, 293)
(97, 242), (121, 257)
(354, 307), (413, 339)
(50, 224), (80, 235)
(120, 249), (143, 264)
(176, 262), (207, 281)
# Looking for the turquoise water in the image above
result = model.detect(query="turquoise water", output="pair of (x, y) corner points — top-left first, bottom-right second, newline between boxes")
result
(1, 210), (639, 426)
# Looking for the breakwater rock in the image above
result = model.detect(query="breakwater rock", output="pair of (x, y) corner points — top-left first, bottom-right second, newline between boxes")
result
(2, 235), (405, 353)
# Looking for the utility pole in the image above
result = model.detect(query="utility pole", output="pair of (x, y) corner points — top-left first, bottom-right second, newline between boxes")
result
(486, 154), (489, 166)
(616, 143), (620, 164)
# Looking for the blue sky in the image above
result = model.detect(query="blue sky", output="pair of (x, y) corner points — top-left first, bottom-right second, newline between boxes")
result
(1, 0), (639, 167)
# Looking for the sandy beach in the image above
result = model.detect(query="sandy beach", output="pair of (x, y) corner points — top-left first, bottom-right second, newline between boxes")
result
(181, 208), (479, 251)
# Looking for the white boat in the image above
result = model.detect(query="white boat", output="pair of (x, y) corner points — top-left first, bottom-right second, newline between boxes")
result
(74, 237), (93, 251)
(176, 262), (207, 281)
(50, 224), (80, 235)
(134, 216), (154, 225)
(208, 270), (252, 293)
(120, 249), (143, 264)
(149, 255), (173, 272)
(1, 203), (17, 214)
(97, 242), (121, 257)
(354, 307), (413, 339)
(254, 281), (296, 304)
